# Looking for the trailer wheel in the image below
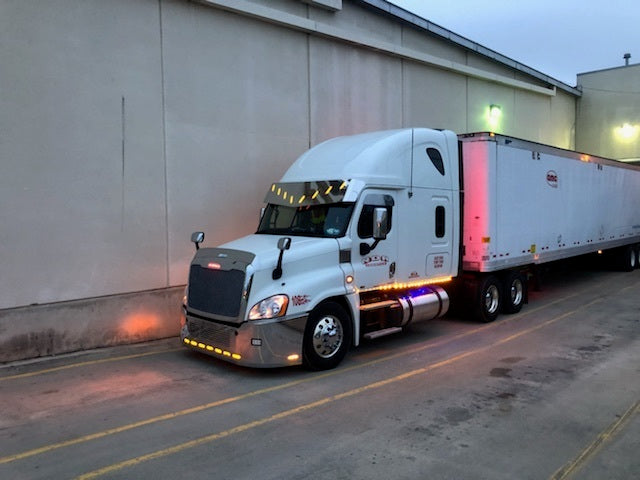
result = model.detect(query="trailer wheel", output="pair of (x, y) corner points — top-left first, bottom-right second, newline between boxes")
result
(618, 245), (636, 272)
(302, 302), (352, 370)
(502, 271), (526, 314)
(474, 275), (502, 323)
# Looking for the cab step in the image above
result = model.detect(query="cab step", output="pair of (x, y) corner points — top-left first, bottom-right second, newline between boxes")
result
(359, 300), (399, 312)
(363, 327), (403, 340)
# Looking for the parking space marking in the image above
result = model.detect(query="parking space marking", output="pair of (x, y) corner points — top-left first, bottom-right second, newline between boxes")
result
(0, 348), (182, 382)
(549, 399), (640, 480)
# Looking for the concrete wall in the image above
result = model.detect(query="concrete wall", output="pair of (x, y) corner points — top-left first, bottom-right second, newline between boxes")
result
(576, 64), (640, 161)
(0, 0), (578, 362)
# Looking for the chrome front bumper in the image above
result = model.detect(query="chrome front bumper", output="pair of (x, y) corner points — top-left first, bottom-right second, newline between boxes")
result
(181, 312), (307, 368)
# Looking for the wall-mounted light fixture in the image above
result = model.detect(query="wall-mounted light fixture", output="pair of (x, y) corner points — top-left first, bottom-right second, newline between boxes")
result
(615, 123), (639, 141)
(486, 104), (502, 130)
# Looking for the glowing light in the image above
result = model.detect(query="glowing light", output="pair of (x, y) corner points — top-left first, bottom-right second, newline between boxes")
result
(616, 123), (639, 140)
(277, 188), (282, 195)
(183, 337), (242, 360)
(119, 313), (159, 337)
(287, 354), (300, 362)
(357, 276), (453, 293)
(345, 275), (354, 284)
(312, 190), (319, 199)
(324, 185), (333, 195)
(271, 184), (276, 192)
(207, 262), (221, 270)
(339, 181), (348, 190)
(298, 195), (306, 204)
(487, 104), (502, 130)
(580, 155), (591, 162)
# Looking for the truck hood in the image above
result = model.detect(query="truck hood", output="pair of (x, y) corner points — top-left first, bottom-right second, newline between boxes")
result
(219, 234), (339, 270)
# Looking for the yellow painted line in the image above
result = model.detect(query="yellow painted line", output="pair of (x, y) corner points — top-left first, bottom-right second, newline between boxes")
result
(0, 348), (182, 382)
(0, 283), (615, 467)
(76, 298), (604, 480)
(549, 399), (640, 480)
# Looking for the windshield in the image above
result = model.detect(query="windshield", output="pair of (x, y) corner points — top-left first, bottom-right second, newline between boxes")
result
(257, 203), (355, 238)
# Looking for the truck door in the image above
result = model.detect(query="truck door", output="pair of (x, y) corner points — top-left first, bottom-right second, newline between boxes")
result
(350, 191), (398, 290)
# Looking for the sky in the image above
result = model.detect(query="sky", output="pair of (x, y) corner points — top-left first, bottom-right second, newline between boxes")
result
(389, 0), (640, 86)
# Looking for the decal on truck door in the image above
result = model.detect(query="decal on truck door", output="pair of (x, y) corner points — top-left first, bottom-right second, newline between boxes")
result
(362, 255), (389, 267)
(546, 170), (558, 188)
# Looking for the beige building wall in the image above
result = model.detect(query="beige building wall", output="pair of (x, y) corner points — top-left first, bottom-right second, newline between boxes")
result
(0, 0), (579, 361)
(576, 63), (640, 161)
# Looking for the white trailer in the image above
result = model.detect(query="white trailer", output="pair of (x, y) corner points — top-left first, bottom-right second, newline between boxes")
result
(181, 129), (640, 369)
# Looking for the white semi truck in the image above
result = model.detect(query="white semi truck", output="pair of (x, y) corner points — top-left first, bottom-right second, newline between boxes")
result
(181, 129), (640, 370)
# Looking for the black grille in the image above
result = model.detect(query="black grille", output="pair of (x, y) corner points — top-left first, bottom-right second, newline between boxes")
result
(188, 265), (245, 317)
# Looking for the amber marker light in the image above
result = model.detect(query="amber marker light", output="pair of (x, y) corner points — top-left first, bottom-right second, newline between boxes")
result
(357, 276), (453, 293)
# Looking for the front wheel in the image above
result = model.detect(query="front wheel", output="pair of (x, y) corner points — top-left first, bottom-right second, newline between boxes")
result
(302, 302), (352, 370)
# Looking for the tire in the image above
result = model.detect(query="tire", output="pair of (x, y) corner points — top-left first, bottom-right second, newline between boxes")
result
(302, 302), (352, 370)
(618, 245), (636, 272)
(502, 270), (526, 314)
(635, 245), (640, 270)
(474, 275), (502, 323)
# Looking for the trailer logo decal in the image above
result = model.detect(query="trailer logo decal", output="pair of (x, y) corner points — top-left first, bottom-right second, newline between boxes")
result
(292, 295), (310, 306)
(546, 170), (558, 188)
(362, 255), (389, 267)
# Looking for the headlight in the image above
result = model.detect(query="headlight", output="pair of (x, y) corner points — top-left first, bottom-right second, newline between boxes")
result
(248, 295), (289, 320)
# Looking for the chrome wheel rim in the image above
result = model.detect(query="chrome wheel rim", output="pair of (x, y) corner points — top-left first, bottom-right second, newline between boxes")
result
(510, 279), (523, 306)
(312, 316), (343, 359)
(484, 285), (500, 314)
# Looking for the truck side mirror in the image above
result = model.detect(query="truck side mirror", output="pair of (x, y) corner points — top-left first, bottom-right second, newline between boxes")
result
(360, 208), (389, 256)
(277, 237), (291, 251)
(372, 207), (388, 240)
(191, 231), (205, 251)
(273, 237), (292, 280)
